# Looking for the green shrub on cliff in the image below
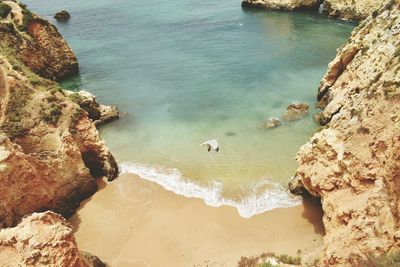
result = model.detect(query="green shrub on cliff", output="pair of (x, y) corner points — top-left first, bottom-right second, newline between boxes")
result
(68, 92), (84, 104)
(238, 251), (302, 267)
(276, 254), (301, 265)
(0, 3), (11, 19)
(0, 84), (33, 138)
(257, 263), (274, 267)
(18, 2), (27, 9)
(362, 251), (400, 267)
(40, 103), (62, 125)
(19, 8), (35, 31)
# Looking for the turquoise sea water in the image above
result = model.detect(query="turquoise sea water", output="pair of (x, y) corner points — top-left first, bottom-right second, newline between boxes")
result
(26, 0), (355, 216)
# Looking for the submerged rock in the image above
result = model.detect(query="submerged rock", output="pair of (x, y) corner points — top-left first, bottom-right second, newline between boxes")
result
(295, 0), (400, 265)
(262, 118), (282, 129)
(54, 10), (71, 22)
(283, 103), (309, 121)
(0, 211), (104, 267)
(241, 0), (319, 11)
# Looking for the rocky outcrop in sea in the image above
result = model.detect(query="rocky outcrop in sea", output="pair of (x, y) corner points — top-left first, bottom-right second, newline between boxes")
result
(322, 0), (386, 21)
(242, 0), (386, 21)
(241, 0), (318, 11)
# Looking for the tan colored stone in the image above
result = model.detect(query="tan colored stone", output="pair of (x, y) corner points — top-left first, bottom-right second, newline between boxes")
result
(0, 211), (104, 267)
(323, 0), (386, 20)
(0, 3), (118, 228)
(283, 103), (309, 121)
(241, 0), (318, 11)
(65, 90), (120, 125)
(295, 1), (400, 265)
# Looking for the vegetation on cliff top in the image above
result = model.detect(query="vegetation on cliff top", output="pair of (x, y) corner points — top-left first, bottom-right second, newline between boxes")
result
(361, 251), (400, 267)
(19, 6), (35, 31)
(238, 251), (302, 267)
(0, 3), (11, 19)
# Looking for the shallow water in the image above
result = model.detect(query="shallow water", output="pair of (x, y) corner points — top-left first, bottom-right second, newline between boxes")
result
(26, 0), (355, 215)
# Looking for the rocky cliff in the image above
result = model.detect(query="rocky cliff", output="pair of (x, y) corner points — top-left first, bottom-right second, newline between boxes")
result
(294, 0), (400, 265)
(241, 0), (319, 11)
(241, 0), (386, 21)
(0, 1), (118, 228)
(323, 0), (386, 21)
(0, 0), (78, 80)
(0, 211), (105, 267)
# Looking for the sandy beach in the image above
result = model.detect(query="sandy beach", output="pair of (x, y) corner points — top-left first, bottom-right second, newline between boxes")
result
(69, 174), (324, 267)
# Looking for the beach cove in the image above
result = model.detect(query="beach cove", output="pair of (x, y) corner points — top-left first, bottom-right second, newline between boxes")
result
(70, 175), (324, 266)
(21, 0), (356, 265)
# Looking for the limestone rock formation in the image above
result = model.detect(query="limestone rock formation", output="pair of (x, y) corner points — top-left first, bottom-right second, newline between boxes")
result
(283, 103), (309, 121)
(241, 0), (319, 11)
(54, 10), (71, 22)
(0, 0), (78, 80)
(240, 0), (385, 20)
(66, 90), (120, 126)
(0, 3), (118, 228)
(0, 211), (105, 267)
(323, 0), (386, 21)
(295, 0), (400, 265)
(262, 117), (282, 129)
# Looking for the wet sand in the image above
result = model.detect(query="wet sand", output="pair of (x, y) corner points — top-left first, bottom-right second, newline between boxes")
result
(69, 174), (324, 267)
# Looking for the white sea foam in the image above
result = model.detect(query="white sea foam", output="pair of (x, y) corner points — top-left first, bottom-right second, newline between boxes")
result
(119, 162), (302, 218)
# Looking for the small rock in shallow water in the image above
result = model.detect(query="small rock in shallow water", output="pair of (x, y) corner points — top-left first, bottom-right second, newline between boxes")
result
(262, 118), (282, 129)
(224, 131), (237, 137)
(283, 103), (309, 121)
(54, 10), (70, 22)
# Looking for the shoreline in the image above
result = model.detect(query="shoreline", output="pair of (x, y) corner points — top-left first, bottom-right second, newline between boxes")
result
(119, 161), (303, 218)
(69, 174), (324, 266)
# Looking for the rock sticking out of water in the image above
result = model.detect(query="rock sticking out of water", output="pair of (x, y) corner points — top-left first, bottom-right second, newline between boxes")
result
(283, 103), (309, 121)
(262, 118), (282, 129)
(54, 10), (71, 22)
(65, 90), (120, 126)
(241, 0), (319, 11)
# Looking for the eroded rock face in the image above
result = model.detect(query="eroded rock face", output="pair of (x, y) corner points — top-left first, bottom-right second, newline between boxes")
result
(295, 1), (400, 265)
(323, 0), (386, 21)
(241, 0), (319, 11)
(0, 3), (118, 228)
(283, 103), (309, 121)
(0, 0), (78, 80)
(65, 90), (120, 126)
(0, 211), (104, 267)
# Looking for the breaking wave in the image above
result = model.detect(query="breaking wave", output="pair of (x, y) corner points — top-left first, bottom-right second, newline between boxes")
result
(119, 162), (302, 218)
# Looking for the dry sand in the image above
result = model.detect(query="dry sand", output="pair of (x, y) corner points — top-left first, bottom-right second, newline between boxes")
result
(69, 174), (324, 267)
